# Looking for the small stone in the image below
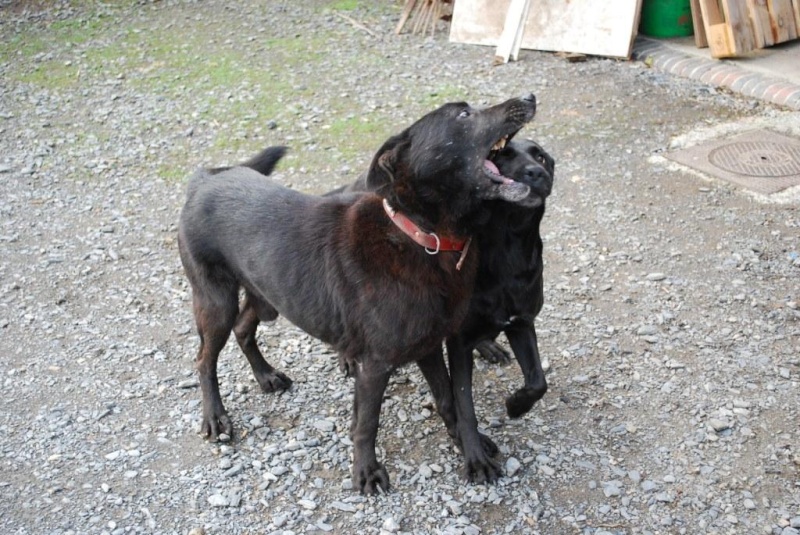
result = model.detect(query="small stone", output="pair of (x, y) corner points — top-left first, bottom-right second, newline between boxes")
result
(313, 419), (335, 432)
(792, 517), (800, 529)
(217, 433), (231, 442)
(708, 418), (731, 432)
(646, 272), (666, 281)
(418, 464), (433, 478)
(782, 528), (799, 535)
(743, 499), (756, 510)
(656, 491), (674, 503)
(298, 499), (317, 510)
(641, 480), (658, 493)
(208, 494), (228, 507)
(628, 470), (641, 483)
(602, 481), (621, 497)
(271, 466), (288, 477)
(505, 457), (521, 477)
(331, 501), (356, 512)
(382, 517), (399, 533)
(636, 325), (658, 336)
(224, 464), (243, 477)
(187, 528), (206, 535)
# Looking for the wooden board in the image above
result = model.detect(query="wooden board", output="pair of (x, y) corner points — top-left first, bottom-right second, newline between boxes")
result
(749, 0), (798, 46)
(450, 0), (642, 59)
(768, 0), (799, 42)
(698, 0), (757, 57)
(691, 0), (709, 47)
(495, 0), (531, 63)
(794, 0), (800, 34)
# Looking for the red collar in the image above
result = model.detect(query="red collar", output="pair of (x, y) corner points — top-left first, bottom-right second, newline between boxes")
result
(383, 198), (472, 270)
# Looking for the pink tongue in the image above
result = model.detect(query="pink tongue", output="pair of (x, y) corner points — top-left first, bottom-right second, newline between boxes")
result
(484, 159), (514, 184)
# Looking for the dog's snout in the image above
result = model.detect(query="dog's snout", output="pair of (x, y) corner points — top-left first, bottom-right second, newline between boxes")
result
(521, 93), (536, 106)
(525, 165), (549, 182)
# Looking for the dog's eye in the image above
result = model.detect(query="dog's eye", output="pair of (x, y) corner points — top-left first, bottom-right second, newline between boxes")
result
(458, 110), (471, 118)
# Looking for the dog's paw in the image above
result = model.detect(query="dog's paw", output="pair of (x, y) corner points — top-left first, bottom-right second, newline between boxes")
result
(255, 370), (293, 393)
(462, 455), (502, 485)
(200, 411), (233, 442)
(505, 384), (547, 419)
(474, 340), (512, 364)
(353, 460), (390, 495)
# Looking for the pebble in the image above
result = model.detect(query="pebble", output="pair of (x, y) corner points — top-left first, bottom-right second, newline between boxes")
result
(505, 457), (521, 477)
(207, 494), (228, 507)
(313, 419), (335, 432)
(298, 499), (317, 510)
(602, 481), (622, 497)
(646, 272), (667, 281)
(418, 464), (433, 478)
(331, 501), (356, 513)
(382, 517), (400, 533)
(708, 418), (731, 432)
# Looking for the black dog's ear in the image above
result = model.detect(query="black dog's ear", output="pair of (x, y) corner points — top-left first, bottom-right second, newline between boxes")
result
(366, 134), (408, 192)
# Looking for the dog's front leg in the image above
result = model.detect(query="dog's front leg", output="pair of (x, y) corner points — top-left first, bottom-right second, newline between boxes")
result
(350, 362), (392, 494)
(504, 321), (548, 418)
(446, 337), (502, 484)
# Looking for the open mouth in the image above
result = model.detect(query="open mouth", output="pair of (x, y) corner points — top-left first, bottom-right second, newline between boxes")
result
(484, 133), (515, 185)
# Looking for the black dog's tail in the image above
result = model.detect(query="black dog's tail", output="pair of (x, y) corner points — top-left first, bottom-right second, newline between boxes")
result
(243, 146), (288, 176)
(207, 146), (288, 177)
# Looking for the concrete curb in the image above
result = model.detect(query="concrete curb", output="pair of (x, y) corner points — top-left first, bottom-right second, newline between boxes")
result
(632, 37), (800, 110)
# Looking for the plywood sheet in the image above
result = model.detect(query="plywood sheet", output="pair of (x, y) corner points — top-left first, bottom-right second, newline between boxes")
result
(450, 0), (642, 59)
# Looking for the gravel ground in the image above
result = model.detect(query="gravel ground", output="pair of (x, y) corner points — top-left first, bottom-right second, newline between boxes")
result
(1, 1), (799, 534)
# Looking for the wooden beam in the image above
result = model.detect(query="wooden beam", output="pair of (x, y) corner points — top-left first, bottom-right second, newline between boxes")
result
(395, 0), (417, 34)
(793, 0), (800, 36)
(691, 0), (709, 47)
(495, 0), (531, 63)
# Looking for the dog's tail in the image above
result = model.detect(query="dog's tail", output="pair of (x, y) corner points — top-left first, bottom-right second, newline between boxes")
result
(243, 146), (288, 176)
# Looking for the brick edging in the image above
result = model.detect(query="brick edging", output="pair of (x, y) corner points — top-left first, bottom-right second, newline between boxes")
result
(631, 37), (800, 110)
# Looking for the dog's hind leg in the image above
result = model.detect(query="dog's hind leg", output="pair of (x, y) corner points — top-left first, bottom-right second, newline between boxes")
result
(350, 362), (391, 494)
(233, 291), (293, 393)
(504, 321), (548, 419)
(416, 349), (458, 441)
(192, 281), (239, 441)
(473, 338), (512, 364)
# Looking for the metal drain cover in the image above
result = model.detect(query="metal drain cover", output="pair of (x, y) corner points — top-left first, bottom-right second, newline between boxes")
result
(665, 129), (800, 194)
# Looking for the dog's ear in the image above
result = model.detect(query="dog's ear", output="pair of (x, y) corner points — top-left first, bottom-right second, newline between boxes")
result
(366, 134), (408, 192)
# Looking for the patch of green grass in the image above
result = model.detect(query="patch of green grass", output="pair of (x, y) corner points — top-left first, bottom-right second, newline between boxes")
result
(156, 164), (187, 183)
(330, 0), (360, 11)
(16, 60), (80, 89)
(324, 116), (390, 159)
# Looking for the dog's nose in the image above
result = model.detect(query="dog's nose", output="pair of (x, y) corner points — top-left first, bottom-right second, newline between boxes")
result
(521, 93), (536, 105)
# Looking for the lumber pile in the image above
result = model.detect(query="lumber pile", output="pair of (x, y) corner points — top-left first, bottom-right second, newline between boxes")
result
(692, 0), (800, 57)
(395, 0), (452, 36)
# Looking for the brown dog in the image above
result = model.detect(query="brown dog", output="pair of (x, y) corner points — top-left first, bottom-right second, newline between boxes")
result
(178, 94), (536, 493)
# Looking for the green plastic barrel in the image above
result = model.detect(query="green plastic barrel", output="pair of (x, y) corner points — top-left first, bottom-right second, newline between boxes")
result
(639, 0), (694, 37)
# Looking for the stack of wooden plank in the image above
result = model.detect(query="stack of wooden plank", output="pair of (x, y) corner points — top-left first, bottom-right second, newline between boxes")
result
(692, 0), (800, 57)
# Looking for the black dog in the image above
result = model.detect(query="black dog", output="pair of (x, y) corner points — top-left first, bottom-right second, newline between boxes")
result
(177, 95), (536, 494)
(331, 138), (555, 482)
(447, 137), (555, 428)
